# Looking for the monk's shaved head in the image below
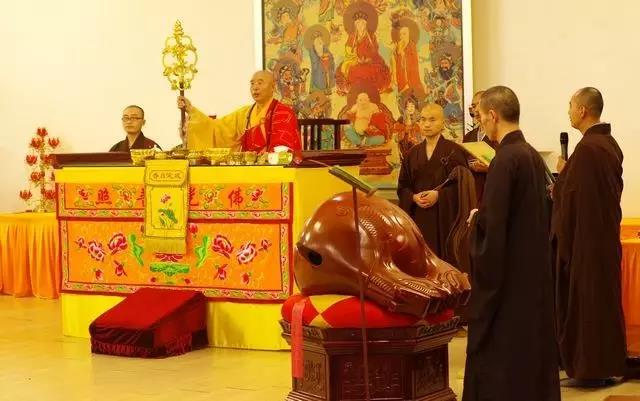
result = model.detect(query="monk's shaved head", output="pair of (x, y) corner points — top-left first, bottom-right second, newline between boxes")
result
(251, 70), (275, 85)
(479, 86), (520, 123)
(419, 103), (445, 137)
(472, 90), (485, 106)
(422, 103), (445, 118)
(573, 87), (604, 118)
(250, 70), (275, 104)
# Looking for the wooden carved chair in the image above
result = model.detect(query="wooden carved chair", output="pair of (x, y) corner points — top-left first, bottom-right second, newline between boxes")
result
(298, 118), (350, 151)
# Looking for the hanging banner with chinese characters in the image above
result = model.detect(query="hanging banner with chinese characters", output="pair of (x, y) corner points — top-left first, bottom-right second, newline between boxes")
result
(143, 160), (189, 255)
(57, 182), (293, 302)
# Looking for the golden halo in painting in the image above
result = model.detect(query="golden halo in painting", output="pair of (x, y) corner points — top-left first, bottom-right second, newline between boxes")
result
(271, 0), (300, 20)
(343, 1), (378, 34)
(391, 17), (420, 43)
(303, 24), (331, 50)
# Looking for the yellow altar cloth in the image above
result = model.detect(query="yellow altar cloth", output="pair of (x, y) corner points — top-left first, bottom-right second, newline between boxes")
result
(0, 213), (60, 298)
(621, 218), (640, 357)
(55, 165), (354, 350)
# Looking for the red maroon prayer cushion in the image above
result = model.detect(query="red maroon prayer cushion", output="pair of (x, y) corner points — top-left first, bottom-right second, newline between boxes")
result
(281, 294), (454, 328)
(90, 288), (208, 358)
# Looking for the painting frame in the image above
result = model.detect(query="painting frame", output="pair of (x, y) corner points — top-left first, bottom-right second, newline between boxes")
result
(254, 0), (474, 189)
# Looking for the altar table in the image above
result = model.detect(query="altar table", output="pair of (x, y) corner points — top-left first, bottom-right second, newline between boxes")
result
(55, 165), (356, 350)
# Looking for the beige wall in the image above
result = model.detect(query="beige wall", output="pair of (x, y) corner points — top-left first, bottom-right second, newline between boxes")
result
(0, 0), (258, 213)
(473, 0), (640, 215)
(1, 0), (638, 215)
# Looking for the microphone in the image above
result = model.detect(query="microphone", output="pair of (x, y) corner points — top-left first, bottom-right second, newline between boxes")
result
(560, 132), (569, 160)
(329, 166), (377, 196)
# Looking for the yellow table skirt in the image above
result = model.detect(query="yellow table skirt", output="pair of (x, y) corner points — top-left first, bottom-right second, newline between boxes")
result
(622, 238), (640, 357)
(61, 293), (288, 350)
(622, 217), (640, 240)
(0, 212), (60, 298)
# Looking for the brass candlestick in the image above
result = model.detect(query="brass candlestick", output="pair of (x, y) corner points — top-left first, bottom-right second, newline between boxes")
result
(162, 21), (198, 138)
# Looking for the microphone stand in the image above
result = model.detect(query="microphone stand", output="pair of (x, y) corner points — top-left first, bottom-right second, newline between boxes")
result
(327, 165), (376, 401)
(543, 162), (556, 186)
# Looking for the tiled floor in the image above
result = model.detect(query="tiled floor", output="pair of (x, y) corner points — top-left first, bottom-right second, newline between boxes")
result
(0, 296), (638, 400)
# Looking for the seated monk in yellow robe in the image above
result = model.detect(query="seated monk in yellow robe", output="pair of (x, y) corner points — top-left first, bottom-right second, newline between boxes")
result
(178, 71), (302, 158)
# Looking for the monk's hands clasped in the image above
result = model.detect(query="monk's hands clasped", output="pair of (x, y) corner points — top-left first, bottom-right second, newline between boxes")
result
(413, 190), (438, 209)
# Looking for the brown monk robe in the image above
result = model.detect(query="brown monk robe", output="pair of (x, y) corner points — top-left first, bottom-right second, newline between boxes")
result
(463, 91), (498, 204)
(552, 88), (626, 385)
(397, 104), (469, 266)
(463, 87), (560, 401)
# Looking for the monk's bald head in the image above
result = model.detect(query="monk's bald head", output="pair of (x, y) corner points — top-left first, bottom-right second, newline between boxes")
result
(479, 86), (520, 124)
(472, 90), (485, 102)
(422, 103), (444, 118)
(419, 103), (445, 137)
(250, 70), (275, 104)
(572, 87), (604, 118)
(252, 70), (274, 84)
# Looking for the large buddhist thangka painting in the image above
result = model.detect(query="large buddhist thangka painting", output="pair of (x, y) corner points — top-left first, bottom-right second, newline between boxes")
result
(262, 0), (467, 183)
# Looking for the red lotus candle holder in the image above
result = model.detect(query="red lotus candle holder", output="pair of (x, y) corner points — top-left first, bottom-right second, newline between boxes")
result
(19, 127), (61, 212)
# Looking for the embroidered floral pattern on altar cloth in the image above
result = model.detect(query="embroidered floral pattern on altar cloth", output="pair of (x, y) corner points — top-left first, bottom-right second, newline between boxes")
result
(60, 219), (291, 301)
(58, 180), (292, 300)
(114, 260), (127, 277)
(236, 242), (258, 265)
(212, 235), (234, 259)
(87, 240), (106, 262)
(108, 233), (128, 255)
(214, 264), (229, 280)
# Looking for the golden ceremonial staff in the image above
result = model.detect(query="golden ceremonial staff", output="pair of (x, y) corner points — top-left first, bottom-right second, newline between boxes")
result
(162, 21), (198, 140)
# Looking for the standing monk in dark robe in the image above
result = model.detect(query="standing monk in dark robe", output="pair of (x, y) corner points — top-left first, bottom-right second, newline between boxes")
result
(463, 90), (498, 204)
(552, 87), (626, 387)
(463, 86), (560, 401)
(397, 103), (469, 265)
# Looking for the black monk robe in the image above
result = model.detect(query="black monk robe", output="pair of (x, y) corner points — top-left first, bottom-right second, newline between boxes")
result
(397, 136), (468, 264)
(463, 131), (560, 401)
(109, 132), (161, 153)
(552, 123), (626, 380)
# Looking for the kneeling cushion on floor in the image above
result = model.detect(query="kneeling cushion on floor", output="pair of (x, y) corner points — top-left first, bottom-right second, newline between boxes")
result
(90, 288), (208, 358)
(281, 293), (453, 328)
